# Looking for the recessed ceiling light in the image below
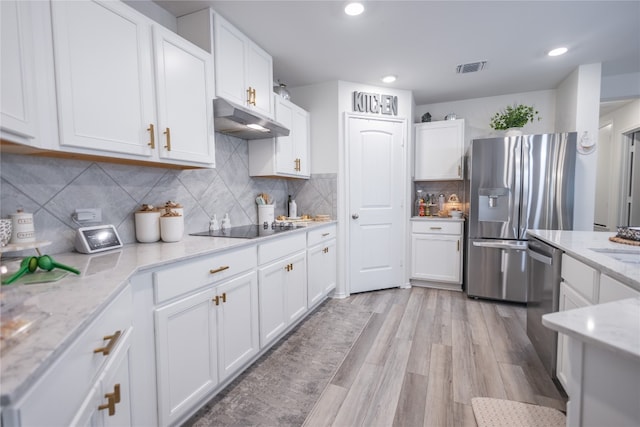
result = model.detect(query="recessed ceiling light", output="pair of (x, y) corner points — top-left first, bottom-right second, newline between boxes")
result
(381, 75), (397, 83)
(548, 47), (568, 57)
(345, 2), (364, 16)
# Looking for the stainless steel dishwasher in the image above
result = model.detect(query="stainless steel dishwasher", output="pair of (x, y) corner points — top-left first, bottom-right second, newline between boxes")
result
(526, 236), (562, 379)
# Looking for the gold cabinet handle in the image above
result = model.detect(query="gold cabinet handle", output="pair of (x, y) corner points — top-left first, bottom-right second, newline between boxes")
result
(430, 227), (442, 230)
(294, 158), (301, 171)
(458, 165), (462, 177)
(147, 124), (155, 148)
(98, 383), (121, 416)
(321, 233), (330, 237)
(285, 263), (294, 271)
(323, 247), (329, 253)
(457, 240), (460, 252)
(213, 292), (228, 306)
(163, 127), (171, 151)
(210, 266), (230, 274)
(93, 330), (122, 356)
(247, 87), (256, 106)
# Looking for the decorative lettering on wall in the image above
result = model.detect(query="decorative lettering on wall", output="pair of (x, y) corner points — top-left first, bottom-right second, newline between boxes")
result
(352, 91), (398, 116)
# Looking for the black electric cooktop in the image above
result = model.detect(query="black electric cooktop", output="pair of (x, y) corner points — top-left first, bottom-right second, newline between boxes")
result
(190, 223), (303, 239)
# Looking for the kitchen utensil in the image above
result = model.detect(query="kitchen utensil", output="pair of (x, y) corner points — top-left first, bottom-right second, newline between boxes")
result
(0, 219), (12, 246)
(37, 255), (81, 275)
(2, 257), (38, 285)
(256, 196), (265, 205)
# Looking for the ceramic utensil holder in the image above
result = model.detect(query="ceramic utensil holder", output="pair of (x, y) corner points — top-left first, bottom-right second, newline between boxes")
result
(10, 210), (35, 244)
(160, 215), (184, 242)
(258, 204), (275, 225)
(135, 210), (161, 243)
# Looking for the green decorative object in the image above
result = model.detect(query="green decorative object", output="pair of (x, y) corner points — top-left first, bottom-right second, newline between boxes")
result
(490, 104), (541, 130)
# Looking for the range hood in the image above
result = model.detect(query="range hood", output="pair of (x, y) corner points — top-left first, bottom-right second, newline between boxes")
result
(213, 98), (290, 140)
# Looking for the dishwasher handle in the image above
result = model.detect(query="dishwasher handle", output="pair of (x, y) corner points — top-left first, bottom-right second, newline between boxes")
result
(472, 241), (528, 251)
(527, 248), (553, 265)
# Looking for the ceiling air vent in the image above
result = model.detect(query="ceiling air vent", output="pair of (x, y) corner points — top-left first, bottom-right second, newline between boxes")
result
(456, 61), (487, 74)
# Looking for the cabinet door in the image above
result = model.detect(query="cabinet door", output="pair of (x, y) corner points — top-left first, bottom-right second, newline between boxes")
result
(153, 25), (215, 166)
(414, 120), (464, 180)
(274, 97), (295, 175)
(246, 41), (274, 118)
(213, 13), (247, 107)
(71, 329), (133, 427)
(1, 0), (37, 140)
(155, 288), (218, 426)
(411, 233), (462, 283)
(556, 282), (591, 390)
(51, 0), (155, 157)
(286, 251), (308, 324)
(216, 271), (259, 381)
(292, 105), (310, 177)
(258, 260), (288, 346)
(307, 239), (337, 307)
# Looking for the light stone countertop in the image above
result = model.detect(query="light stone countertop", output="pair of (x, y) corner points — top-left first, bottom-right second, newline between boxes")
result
(543, 297), (640, 361)
(410, 216), (465, 222)
(527, 230), (640, 291)
(0, 221), (335, 406)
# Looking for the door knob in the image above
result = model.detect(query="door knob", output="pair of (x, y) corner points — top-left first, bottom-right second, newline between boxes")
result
(352, 213), (359, 219)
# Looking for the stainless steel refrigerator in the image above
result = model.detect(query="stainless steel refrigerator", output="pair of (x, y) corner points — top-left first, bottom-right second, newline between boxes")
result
(466, 133), (576, 302)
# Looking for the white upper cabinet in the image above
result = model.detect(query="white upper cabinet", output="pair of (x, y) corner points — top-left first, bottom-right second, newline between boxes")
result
(51, 0), (215, 167)
(152, 25), (215, 165)
(414, 119), (465, 180)
(1, 0), (57, 147)
(248, 95), (310, 178)
(177, 9), (274, 119)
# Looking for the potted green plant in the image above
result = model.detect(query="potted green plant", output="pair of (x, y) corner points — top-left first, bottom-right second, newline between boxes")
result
(490, 104), (541, 134)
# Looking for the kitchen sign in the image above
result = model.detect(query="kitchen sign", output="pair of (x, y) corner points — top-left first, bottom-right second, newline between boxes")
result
(353, 91), (398, 116)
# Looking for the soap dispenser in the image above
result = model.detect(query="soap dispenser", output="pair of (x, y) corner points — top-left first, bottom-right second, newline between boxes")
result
(209, 215), (219, 231)
(221, 213), (231, 230)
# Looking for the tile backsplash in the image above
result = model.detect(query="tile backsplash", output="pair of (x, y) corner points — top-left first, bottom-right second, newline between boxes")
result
(0, 133), (336, 255)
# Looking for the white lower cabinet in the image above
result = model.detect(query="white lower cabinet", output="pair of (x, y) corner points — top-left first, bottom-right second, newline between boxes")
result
(258, 251), (307, 346)
(154, 270), (258, 426)
(8, 286), (133, 427)
(556, 281), (591, 390)
(598, 273), (640, 303)
(410, 219), (463, 287)
(307, 225), (337, 307)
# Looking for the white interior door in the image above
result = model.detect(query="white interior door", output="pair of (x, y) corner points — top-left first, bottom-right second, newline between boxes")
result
(348, 116), (405, 294)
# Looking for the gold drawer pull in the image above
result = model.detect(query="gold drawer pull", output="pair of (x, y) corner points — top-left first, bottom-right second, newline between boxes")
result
(323, 247), (329, 253)
(429, 227), (442, 230)
(210, 266), (230, 274)
(147, 124), (155, 148)
(321, 233), (330, 237)
(93, 330), (122, 356)
(98, 383), (121, 416)
(285, 263), (294, 272)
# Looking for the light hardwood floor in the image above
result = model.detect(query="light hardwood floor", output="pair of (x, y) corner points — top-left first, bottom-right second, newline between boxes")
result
(303, 287), (566, 427)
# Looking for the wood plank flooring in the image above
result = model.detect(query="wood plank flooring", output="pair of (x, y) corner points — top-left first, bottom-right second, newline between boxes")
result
(304, 287), (566, 427)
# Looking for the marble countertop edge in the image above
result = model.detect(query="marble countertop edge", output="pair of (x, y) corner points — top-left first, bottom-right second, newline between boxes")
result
(542, 297), (640, 362)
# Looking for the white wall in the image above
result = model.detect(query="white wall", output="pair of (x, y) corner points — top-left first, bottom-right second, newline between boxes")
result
(556, 63), (602, 231)
(599, 98), (640, 227)
(601, 72), (640, 101)
(415, 90), (556, 153)
(123, 0), (177, 30)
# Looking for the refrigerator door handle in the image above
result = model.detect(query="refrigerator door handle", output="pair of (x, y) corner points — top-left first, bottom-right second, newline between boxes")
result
(526, 248), (553, 265)
(472, 241), (528, 250)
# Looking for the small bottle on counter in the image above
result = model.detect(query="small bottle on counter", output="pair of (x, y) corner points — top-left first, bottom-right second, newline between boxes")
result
(289, 199), (297, 218)
(221, 213), (231, 229)
(209, 214), (219, 231)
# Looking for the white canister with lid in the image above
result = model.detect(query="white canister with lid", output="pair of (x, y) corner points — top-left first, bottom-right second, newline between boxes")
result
(10, 209), (36, 243)
(160, 210), (184, 243)
(135, 205), (161, 243)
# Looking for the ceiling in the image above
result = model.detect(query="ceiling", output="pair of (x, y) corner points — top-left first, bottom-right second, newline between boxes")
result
(154, 1), (640, 106)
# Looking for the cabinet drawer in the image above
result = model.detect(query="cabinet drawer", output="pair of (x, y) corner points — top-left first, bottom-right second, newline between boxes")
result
(307, 224), (337, 247)
(154, 246), (257, 304)
(258, 233), (306, 265)
(599, 274), (640, 303)
(411, 220), (461, 235)
(561, 254), (597, 303)
(17, 286), (132, 426)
